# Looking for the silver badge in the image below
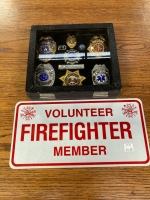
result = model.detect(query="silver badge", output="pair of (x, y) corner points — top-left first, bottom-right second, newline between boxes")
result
(64, 49), (81, 64)
(91, 64), (110, 85)
(34, 63), (55, 86)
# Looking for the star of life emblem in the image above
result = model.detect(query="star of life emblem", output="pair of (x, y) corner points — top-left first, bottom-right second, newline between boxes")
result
(91, 64), (110, 85)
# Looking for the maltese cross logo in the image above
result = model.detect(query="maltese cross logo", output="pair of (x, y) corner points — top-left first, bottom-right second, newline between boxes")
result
(20, 106), (36, 120)
(122, 104), (138, 118)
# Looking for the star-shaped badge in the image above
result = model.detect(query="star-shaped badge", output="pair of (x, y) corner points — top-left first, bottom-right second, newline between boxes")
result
(59, 70), (86, 86)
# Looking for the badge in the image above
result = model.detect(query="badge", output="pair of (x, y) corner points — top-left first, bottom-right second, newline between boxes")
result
(37, 36), (57, 62)
(64, 49), (81, 64)
(87, 36), (106, 53)
(78, 44), (86, 51)
(59, 70), (86, 86)
(34, 63), (55, 86)
(91, 64), (110, 85)
(66, 35), (77, 48)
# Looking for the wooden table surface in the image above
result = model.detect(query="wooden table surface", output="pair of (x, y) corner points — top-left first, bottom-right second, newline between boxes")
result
(0, 0), (150, 199)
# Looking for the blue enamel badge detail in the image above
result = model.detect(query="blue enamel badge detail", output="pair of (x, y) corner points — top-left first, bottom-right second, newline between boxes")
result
(41, 46), (49, 53)
(97, 75), (106, 82)
(39, 73), (49, 82)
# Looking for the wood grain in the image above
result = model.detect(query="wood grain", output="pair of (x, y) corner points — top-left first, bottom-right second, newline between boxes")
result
(0, 0), (150, 199)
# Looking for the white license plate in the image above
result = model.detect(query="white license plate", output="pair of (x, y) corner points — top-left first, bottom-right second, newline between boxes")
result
(9, 99), (150, 169)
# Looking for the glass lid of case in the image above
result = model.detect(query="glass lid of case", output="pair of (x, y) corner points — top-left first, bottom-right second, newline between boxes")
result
(34, 29), (111, 87)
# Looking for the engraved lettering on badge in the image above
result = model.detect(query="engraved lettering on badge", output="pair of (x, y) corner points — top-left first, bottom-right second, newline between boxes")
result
(58, 45), (67, 51)
(58, 64), (84, 70)
(124, 143), (134, 152)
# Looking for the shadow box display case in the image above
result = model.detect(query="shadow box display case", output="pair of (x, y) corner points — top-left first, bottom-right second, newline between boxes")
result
(26, 23), (121, 100)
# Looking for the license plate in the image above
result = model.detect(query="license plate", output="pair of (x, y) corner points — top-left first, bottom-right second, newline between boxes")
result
(9, 99), (150, 169)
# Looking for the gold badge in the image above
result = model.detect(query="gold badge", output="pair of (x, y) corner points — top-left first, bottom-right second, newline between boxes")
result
(38, 36), (57, 54)
(66, 35), (77, 48)
(37, 36), (57, 62)
(59, 70), (85, 86)
(87, 35), (106, 53)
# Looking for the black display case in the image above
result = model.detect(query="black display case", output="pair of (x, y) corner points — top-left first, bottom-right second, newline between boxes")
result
(26, 23), (122, 100)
